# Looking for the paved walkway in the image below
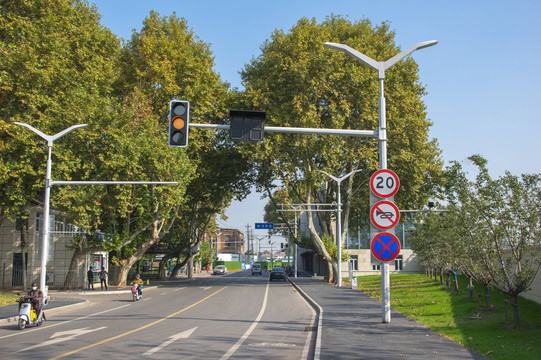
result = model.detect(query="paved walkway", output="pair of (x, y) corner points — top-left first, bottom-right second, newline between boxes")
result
(289, 277), (487, 360)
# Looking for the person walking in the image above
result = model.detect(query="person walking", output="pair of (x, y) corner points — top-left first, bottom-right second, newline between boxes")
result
(87, 267), (94, 290)
(99, 266), (108, 290)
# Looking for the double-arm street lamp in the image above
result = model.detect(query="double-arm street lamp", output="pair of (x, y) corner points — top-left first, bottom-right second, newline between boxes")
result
(14, 122), (88, 294)
(323, 40), (437, 322)
(15, 122), (178, 295)
(318, 169), (363, 288)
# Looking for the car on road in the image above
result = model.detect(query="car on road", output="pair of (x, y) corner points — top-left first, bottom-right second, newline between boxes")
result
(269, 267), (286, 281)
(213, 265), (227, 275)
(251, 264), (262, 275)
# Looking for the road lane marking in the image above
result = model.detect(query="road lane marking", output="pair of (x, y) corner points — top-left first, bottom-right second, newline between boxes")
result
(13, 327), (107, 354)
(50, 286), (228, 360)
(219, 282), (269, 360)
(142, 327), (197, 356)
(0, 304), (130, 340)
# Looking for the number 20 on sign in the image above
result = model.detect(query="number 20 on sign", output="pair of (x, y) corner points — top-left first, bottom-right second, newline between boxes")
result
(370, 169), (400, 198)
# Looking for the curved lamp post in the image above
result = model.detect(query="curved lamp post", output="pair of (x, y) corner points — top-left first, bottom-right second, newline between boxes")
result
(14, 122), (88, 295)
(318, 169), (363, 287)
(323, 40), (438, 322)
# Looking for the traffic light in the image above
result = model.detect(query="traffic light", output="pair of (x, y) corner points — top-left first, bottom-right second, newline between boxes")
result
(169, 100), (189, 147)
(280, 243), (284, 249)
(229, 110), (265, 143)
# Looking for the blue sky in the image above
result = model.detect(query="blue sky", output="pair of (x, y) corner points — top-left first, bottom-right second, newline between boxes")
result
(91, 0), (541, 235)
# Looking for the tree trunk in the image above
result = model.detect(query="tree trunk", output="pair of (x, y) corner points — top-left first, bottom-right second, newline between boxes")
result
(115, 258), (136, 286)
(158, 255), (171, 280)
(511, 294), (520, 323)
(187, 256), (193, 279)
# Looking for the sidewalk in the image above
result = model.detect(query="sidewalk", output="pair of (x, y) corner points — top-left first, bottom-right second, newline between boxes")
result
(289, 277), (487, 360)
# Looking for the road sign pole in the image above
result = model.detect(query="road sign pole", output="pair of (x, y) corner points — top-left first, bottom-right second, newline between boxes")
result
(325, 39), (437, 324)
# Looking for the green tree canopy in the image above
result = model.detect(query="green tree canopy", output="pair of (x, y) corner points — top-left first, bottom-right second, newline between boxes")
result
(1, 0), (121, 223)
(241, 15), (442, 283)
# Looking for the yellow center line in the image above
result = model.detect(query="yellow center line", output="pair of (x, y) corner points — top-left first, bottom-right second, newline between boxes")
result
(50, 286), (228, 360)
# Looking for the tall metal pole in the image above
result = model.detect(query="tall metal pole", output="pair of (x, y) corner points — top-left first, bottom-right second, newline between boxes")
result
(318, 169), (362, 287)
(336, 180), (342, 286)
(41, 144), (53, 294)
(378, 77), (392, 323)
(14, 122), (88, 296)
(323, 40), (438, 322)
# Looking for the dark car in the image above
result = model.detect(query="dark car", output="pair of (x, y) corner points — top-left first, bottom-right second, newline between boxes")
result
(269, 267), (286, 282)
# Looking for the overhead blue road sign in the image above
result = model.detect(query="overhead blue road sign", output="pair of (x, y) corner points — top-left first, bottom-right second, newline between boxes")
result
(255, 223), (274, 229)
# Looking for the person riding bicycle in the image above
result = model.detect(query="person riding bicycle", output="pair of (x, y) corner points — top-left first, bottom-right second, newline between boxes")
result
(130, 274), (144, 297)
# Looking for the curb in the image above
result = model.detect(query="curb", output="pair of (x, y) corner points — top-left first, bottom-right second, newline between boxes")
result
(288, 277), (323, 360)
(63, 285), (158, 296)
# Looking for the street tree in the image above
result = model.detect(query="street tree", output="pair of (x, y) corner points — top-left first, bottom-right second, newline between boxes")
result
(444, 156), (541, 322)
(0, 0), (121, 224)
(112, 11), (250, 283)
(241, 16), (442, 283)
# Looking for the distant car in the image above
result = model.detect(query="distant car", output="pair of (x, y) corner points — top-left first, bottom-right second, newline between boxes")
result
(251, 264), (262, 276)
(213, 265), (227, 275)
(269, 267), (286, 282)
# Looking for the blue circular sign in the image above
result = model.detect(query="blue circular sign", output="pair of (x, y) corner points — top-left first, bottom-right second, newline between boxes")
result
(371, 232), (401, 262)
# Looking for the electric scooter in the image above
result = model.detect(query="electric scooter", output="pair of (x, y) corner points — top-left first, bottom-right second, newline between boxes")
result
(131, 284), (142, 301)
(16, 296), (47, 330)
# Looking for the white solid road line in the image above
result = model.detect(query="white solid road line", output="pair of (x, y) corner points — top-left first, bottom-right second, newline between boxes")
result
(219, 282), (270, 360)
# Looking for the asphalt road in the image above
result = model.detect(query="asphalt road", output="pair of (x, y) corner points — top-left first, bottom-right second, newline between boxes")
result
(0, 271), (315, 360)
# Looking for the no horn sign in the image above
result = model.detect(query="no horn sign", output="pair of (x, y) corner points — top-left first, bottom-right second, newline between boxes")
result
(370, 200), (400, 230)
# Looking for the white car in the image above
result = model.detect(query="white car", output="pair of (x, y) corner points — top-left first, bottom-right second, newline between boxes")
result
(213, 265), (227, 275)
(251, 264), (262, 275)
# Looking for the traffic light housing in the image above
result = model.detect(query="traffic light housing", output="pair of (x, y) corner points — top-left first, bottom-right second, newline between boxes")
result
(169, 100), (189, 147)
(229, 110), (265, 143)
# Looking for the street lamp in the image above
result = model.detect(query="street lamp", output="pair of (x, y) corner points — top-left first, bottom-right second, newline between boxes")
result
(14, 122), (88, 295)
(318, 169), (363, 287)
(323, 40), (437, 322)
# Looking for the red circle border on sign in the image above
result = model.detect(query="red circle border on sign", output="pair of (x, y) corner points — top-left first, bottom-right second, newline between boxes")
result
(371, 232), (401, 262)
(370, 169), (400, 198)
(370, 200), (400, 230)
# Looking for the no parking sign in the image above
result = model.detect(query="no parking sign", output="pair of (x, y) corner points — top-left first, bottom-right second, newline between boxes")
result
(371, 232), (401, 262)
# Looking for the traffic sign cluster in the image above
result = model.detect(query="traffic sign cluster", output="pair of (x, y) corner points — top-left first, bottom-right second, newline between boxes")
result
(369, 169), (401, 262)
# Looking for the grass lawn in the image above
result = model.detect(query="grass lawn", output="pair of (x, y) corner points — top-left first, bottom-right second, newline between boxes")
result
(355, 273), (541, 360)
(0, 291), (21, 307)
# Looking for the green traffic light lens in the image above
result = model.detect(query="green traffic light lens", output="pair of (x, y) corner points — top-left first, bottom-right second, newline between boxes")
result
(171, 132), (184, 144)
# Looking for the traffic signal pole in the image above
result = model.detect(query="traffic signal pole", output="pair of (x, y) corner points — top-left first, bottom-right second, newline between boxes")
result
(189, 123), (377, 138)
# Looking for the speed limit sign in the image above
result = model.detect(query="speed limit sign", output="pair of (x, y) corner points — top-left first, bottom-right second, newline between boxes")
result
(370, 169), (400, 198)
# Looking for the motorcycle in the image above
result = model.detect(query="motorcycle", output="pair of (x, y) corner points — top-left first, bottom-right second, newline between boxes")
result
(17, 295), (47, 330)
(131, 284), (143, 301)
